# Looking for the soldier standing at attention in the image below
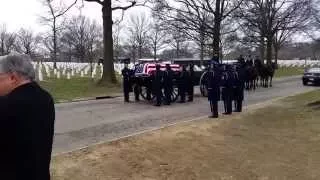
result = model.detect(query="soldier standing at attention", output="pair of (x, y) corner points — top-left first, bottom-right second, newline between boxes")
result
(153, 64), (163, 106)
(178, 65), (188, 103)
(207, 62), (221, 118)
(121, 63), (132, 103)
(164, 64), (173, 105)
(221, 65), (234, 115)
(187, 63), (195, 102)
(234, 64), (246, 112)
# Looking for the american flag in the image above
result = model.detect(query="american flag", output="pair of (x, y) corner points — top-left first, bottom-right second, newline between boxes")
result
(145, 63), (180, 74)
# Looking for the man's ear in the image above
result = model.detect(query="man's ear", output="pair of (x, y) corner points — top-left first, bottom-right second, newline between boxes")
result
(9, 72), (20, 84)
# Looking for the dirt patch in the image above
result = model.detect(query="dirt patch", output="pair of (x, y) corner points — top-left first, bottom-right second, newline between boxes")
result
(52, 90), (320, 180)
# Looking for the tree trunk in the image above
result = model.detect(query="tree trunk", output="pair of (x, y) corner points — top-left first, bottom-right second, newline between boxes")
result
(259, 36), (265, 63)
(53, 18), (57, 69)
(176, 41), (180, 58)
(266, 35), (272, 64)
(138, 45), (142, 59)
(100, 1), (117, 84)
(199, 28), (204, 66)
(213, 0), (221, 60)
(153, 43), (157, 61)
(273, 43), (279, 66)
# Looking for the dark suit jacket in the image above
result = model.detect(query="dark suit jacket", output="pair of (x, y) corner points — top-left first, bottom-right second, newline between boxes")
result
(1, 82), (55, 180)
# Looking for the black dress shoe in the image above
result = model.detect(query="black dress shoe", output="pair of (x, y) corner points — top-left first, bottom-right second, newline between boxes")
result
(179, 101), (186, 103)
(154, 104), (161, 106)
(223, 112), (232, 115)
(209, 115), (218, 118)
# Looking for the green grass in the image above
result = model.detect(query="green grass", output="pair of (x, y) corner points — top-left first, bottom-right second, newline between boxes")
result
(39, 78), (121, 103)
(274, 67), (304, 78)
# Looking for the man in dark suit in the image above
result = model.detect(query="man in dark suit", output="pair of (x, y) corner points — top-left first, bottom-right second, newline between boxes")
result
(0, 53), (55, 180)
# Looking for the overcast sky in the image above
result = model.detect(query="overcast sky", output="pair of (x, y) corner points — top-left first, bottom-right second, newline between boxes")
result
(0, 0), (150, 33)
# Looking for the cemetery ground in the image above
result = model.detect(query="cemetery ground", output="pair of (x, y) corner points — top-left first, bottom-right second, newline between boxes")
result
(51, 90), (320, 180)
(274, 66), (304, 78)
(39, 77), (121, 102)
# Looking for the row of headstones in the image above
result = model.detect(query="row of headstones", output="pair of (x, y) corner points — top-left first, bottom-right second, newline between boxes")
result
(33, 63), (104, 81)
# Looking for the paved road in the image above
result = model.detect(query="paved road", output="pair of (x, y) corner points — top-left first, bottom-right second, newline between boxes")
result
(53, 76), (318, 154)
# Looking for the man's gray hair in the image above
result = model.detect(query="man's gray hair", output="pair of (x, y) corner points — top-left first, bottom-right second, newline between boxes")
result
(0, 53), (36, 81)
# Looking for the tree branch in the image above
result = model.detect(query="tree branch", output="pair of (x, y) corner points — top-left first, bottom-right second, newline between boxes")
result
(56, 0), (79, 18)
(112, 1), (137, 11)
(84, 0), (103, 5)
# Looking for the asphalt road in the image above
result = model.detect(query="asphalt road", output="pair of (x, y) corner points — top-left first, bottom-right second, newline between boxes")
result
(53, 76), (319, 154)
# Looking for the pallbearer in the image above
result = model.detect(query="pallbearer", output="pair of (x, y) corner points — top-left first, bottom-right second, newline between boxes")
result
(207, 62), (221, 118)
(121, 61), (132, 103)
(234, 64), (246, 112)
(152, 64), (163, 106)
(164, 64), (173, 105)
(178, 65), (188, 103)
(221, 64), (234, 115)
(187, 63), (195, 102)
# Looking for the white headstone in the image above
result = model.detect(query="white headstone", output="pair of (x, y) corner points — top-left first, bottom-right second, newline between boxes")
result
(38, 68), (43, 81)
(81, 71), (84, 77)
(67, 72), (71, 79)
(54, 68), (57, 75)
(71, 69), (75, 76)
(57, 71), (61, 79)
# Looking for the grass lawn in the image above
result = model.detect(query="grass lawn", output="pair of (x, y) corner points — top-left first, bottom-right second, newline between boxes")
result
(40, 78), (121, 103)
(274, 67), (304, 78)
(51, 90), (320, 180)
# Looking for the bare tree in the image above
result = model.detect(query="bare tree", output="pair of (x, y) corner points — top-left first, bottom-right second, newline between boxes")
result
(0, 24), (16, 56)
(148, 22), (168, 60)
(113, 23), (123, 62)
(60, 15), (102, 64)
(16, 28), (42, 57)
(237, 0), (312, 63)
(127, 13), (150, 60)
(82, 0), (147, 84)
(153, 0), (243, 60)
(39, 0), (78, 68)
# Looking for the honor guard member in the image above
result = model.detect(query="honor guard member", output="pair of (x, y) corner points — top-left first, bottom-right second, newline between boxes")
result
(237, 55), (245, 65)
(178, 65), (189, 103)
(187, 63), (195, 102)
(121, 62), (132, 103)
(231, 65), (239, 111)
(133, 64), (141, 102)
(164, 64), (173, 105)
(221, 64), (234, 114)
(234, 64), (246, 112)
(207, 62), (221, 118)
(153, 64), (164, 106)
(211, 53), (220, 64)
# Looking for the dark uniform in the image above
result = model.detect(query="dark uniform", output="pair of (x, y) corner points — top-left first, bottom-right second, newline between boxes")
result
(234, 65), (246, 112)
(178, 65), (189, 103)
(211, 54), (220, 64)
(221, 65), (234, 114)
(207, 63), (221, 118)
(164, 64), (173, 105)
(152, 64), (164, 106)
(187, 63), (195, 102)
(132, 65), (141, 101)
(121, 66), (132, 102)
(237, 55), (245, 65)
